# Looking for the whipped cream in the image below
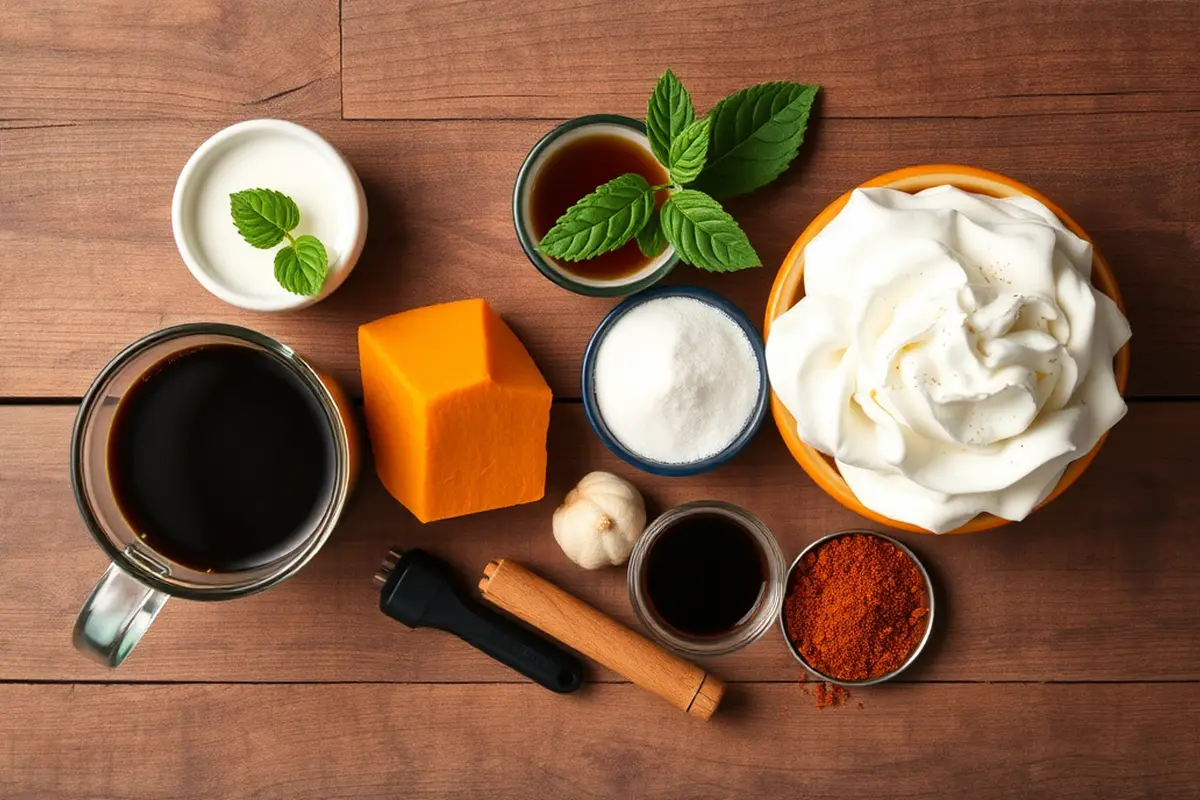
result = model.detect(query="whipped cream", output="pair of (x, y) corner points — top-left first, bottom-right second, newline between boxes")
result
(766, 186), (1131, 533)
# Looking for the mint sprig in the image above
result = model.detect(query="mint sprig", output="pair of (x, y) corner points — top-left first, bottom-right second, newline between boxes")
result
(636, 213), (668, 259)
(230, 189), (299, 249)
(667, 117), (711, 185)
(229, 188), (329, 297)
(274, 235), (328, 297)
(692, 82), (819, 198)
(662, 190), (760, 272)
(646, 68), (695, 167)
(537, 71), (818, 274)
(537, 173), (657, 261)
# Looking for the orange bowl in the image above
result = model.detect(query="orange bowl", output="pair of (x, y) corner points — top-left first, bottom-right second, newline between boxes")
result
(764, 165), (1132, 534)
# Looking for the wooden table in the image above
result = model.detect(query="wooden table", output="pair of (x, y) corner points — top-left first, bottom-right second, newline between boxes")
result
(2, 1), (1198, 797)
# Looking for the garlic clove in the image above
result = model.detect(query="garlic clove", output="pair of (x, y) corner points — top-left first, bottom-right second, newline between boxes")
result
(552, 471), (646, 570)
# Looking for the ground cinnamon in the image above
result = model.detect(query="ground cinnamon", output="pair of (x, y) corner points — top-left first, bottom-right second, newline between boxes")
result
(813, 682), (849, 709)
(784, 534), (929, 682)
(799, 675), (852, 709)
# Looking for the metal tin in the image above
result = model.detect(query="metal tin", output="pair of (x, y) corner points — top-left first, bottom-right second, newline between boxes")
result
(779, 530), (935, 686)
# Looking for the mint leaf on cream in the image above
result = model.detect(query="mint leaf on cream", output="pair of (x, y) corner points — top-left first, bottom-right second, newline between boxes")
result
(230, 188), (329, 296)
(274, 234), (328, 297)
(230, 188), (300, 249)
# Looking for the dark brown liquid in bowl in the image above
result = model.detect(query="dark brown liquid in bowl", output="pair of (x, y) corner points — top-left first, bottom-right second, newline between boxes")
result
(530, 132), (669, 280)
(108, 344), (336, 571)
(643, 513), (766, 637)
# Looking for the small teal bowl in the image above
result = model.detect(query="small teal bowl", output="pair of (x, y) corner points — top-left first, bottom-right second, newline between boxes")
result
(513, 114), (680, 297)
(582, 286), (769, 477)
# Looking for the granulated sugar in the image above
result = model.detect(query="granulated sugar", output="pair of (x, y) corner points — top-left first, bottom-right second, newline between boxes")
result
(593, 296), (760, 464)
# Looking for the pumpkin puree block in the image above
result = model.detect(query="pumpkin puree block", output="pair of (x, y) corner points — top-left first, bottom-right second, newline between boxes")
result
(358, 299), (552, 523)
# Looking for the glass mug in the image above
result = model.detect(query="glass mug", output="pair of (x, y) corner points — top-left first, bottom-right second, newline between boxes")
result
(70, 324), (359, 667)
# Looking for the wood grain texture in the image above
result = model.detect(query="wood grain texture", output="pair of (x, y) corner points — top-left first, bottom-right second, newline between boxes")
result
(1, 115), (1195, 398)
(3, 402), (1198, 683)
(0, 0), (340, 122)
(1, 682), (1196, 799)
(3, 0), (1199, 795)
(341, 0), (1200, 120)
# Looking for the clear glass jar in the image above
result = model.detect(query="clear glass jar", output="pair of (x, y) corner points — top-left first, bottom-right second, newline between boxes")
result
(627, 500), (787, 657)
(70, 323), (359, 666)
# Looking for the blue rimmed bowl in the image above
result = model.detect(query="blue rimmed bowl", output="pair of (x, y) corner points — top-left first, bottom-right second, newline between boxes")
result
(581, 285), (769, 476)
(513, 114), (680, 297)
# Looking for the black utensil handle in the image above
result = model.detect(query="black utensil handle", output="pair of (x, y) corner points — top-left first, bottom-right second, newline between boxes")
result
(427, 592), (584, 694)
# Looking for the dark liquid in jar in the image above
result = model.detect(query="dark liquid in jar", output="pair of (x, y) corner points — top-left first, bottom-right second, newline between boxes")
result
(529, 132), (669, 281)
(644, 513), (766, 637)
(107, 344), (336, 572)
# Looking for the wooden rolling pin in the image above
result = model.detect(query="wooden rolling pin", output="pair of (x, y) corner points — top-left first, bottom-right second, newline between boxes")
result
(479, 559), (724, 720)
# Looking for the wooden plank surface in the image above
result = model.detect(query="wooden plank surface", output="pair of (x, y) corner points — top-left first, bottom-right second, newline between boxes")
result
(4, 0), (1199, 796)
(341, 0), (1200, 120)
(4, 402), (1197, 683)
(1, 113), (1195, 398)
(2, 682), (1197, 799)
(0, 0), (341, 122)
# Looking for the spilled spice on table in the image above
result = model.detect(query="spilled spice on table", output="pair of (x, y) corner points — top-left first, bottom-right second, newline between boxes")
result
(813, 682), (849, 709)
(785, 534), (929, 682)
(798, 673), (853, 710)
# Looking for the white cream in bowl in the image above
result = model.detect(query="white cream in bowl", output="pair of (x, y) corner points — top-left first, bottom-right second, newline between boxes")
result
(172, 119), (367, 312)
(766, 186), (1131, 533)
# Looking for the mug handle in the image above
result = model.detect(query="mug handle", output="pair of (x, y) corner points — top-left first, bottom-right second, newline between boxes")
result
(73, 563), (169, 667)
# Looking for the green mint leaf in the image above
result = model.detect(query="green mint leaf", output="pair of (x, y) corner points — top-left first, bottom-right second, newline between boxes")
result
(273, 234), (328, 296)
(230, 188), (301, 249)
(636, 211), (668, 259)
(646, 69), (695, 166)
(660, 189), (760, 272)
(691, 82), (819, 198)
(538, 173), (656, 261)
(668, 117), (711, 185)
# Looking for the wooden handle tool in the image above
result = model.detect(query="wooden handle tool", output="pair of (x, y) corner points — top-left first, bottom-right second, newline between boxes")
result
(479, 559), (724, 720)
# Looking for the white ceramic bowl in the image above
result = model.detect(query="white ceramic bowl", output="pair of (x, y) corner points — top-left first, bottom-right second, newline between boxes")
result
(172, 119), (368, 312)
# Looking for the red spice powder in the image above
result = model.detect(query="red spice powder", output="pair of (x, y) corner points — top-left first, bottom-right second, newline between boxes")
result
(784, 534), (929, 682)
(798, 674), (853, 710)
(813, 682), (849, 709)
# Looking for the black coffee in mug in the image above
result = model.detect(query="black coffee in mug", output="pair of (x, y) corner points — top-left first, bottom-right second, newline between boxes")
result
(108, 343), (337, 571)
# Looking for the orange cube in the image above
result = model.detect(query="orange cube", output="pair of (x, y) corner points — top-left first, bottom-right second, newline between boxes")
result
(358, 299), (552, 522)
